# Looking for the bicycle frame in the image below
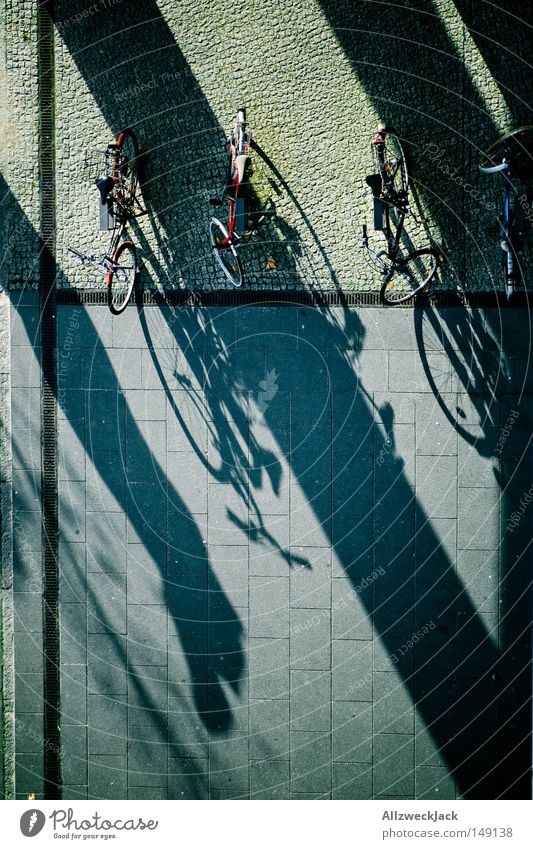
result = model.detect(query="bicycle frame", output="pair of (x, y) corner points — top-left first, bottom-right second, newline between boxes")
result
(502, 167), (526, 285)
(382, 201), (407, 260)
(69, 214), (128, 279)
(364, 128), (409, 269)
(226, 149), (241, 242)
(478, 127), (533, 298)
(363, 183), (407, 272)
(493, 162), (524, 298)
(218, 110), (251, 241)
(502, 172), (515, 283)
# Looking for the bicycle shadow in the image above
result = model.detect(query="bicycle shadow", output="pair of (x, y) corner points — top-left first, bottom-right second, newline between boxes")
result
(21, 0), (532, 799)
(315, 0), (533, 796)
(250, 140), (341, 289)
(124, 239), (528, 799)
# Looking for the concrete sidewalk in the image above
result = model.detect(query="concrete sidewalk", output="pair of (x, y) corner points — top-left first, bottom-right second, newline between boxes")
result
(6, 299), (532, 799)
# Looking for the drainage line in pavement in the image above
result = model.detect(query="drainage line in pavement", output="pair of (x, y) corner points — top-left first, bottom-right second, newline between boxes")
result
(38, 0), (61, 800)
(55, 288), (533, 308)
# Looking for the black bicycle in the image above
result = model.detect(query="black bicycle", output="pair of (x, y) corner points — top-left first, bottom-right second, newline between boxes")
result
(361, 124), (441, 304)
(69, 128), (145, 314)
(479, 126), (533, 299)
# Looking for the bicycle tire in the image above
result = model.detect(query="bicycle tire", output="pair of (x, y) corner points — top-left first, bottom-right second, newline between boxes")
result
(107, 240), (137, 314)
(209, 217), (244, 287)
(115, 127), (140, 204)
(373, 129), (409, 202)
(381, 248), (440, 304)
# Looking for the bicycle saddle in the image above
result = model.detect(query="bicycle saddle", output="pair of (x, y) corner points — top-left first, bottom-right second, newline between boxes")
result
(96, 175), (114, 203)
(235, 155), (251, 184)
(365, 173), (383, 197)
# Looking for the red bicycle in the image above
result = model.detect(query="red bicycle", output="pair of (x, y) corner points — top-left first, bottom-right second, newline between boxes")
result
(209, 108), (253, 287)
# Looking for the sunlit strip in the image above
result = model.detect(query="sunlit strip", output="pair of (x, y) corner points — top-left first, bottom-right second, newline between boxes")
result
(432, 0), (514, 130)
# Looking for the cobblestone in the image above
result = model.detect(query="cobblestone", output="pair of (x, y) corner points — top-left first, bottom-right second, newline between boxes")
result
(5, 1), (533, 294)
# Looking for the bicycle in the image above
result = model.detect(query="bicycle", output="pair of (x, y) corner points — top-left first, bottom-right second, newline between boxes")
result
(479, 126), (533, 299)
(209, 108), (254, 287)
(361, 123), (441, 304)
(69, 128), (145, 314)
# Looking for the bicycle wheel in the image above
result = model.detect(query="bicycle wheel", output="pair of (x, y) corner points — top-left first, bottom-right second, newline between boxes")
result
(381, 248), (440, 304)
(107, 240), (137, 314)
(209, 218), (244, 287)
(373, 130), (409, 201)
(115, 128), (139, 204)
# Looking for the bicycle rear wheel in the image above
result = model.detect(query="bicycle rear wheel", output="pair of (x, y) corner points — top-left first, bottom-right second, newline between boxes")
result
(115, 128), (139, 204)
(107, 240), (137, 314)
(209, 218), (244, 287)
(381, 248), (440, 304)
(374, 130), (409, 201)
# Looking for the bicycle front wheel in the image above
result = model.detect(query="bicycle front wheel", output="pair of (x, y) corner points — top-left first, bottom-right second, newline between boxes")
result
(381, 248), (440, 304)
(209, 218), (244, 287)
(116, 128), (139, 203)
(107, 240), (137, 314)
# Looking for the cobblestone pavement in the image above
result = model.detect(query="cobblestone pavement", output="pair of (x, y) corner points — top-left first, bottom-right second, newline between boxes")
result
(3, 1), (533, 292)
(8, 297), (533, 799)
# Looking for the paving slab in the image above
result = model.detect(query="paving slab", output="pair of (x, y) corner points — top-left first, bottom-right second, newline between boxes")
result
(6, 303), (533, 800)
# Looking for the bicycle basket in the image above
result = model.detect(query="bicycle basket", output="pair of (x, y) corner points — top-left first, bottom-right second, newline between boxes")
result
(76, 147), (111, 179)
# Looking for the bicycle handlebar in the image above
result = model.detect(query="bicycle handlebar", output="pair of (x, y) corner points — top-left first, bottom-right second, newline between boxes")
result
(479, 159), (509, 175)
(68, 247), (96, 263)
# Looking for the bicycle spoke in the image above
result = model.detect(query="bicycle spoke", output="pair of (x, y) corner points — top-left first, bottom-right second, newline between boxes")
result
(382, 249), (438, 304)
(209, 217), (243, 287)
(107, 241), (137, 314)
